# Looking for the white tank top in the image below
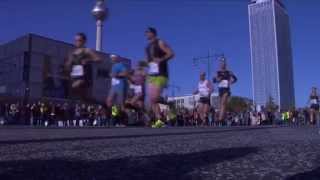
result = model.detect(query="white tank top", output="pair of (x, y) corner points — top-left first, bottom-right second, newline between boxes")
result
(198, 80), (210, 97)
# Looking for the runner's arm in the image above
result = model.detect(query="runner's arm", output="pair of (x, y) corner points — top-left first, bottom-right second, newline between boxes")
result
(230, 71), (238, 84)
(64, 53), (73, 69)
(117, 69), (129, 78)
(85, 48), (102, 62)
(213, 73), (221, 83)
(158, 40), (175, 62)
(208, 81), (214, 94)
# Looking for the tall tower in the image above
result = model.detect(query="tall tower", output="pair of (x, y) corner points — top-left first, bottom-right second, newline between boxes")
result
(248, 0), (295, 110)
(92, 0), (108, 51)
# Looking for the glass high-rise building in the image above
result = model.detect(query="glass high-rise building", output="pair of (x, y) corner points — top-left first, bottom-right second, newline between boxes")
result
(248, 0), (295, 110)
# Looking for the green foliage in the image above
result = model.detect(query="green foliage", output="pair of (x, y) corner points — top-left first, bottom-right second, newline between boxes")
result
(226, 96), (250, 113)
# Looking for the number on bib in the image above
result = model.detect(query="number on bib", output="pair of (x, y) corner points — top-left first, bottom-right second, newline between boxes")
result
(311, 99), (318, 104)
(130, 85), (142, 94)
(148, 62), (159, 75)
(71, 65), (84, 77)
(218, 80), (229, 88)
(199, 91), (209, 97)
(112, 78), (120, 86)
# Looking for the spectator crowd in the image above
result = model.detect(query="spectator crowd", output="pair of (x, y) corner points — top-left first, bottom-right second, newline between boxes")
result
(0, 100), (317, 128)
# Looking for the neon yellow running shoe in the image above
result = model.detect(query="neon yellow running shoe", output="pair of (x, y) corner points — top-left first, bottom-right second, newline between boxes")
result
(152, 120), (164, 128)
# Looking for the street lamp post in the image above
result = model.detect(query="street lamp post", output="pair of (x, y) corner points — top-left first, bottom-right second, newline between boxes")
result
(92, 0), (108, 51)
(193, 51), (225, 79)
(168, 84), (181, 97)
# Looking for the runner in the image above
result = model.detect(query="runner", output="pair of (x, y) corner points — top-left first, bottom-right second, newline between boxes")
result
(65, 33), (101, 101)
(213, 57), (237, 124)
(126, 62), (147, 110)
(106, 54), (128, 125)
(145, 27), (174, 127)
(309, 87), (319, 125)
(193, 72), (213, 126)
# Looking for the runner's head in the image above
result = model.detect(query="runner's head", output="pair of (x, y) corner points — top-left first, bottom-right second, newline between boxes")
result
(219, 57), (227, 70)
(110, 54), (119, 63)
(145, 27), (157, 41)
(200, 72), (206, 81)
(74, 32), (87, 48)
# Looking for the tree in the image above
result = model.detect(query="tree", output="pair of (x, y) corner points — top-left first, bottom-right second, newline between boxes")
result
(226, 96), (250, 113)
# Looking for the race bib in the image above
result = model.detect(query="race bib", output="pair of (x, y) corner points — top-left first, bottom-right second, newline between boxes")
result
(134, 86), (142, 94)
(218, 80), (229, 88)
(71, 65), (84, 77)
(148, 62), (159, 75)
(311, 99), (318, 104)
(112, 78), (120, 86)
(199, 91), (209, 97)
(130, 85), (142, 94)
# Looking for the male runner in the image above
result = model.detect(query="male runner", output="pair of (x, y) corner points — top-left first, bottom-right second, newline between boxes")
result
(309, 87), (319, 125)
(65, 33), (101, 101)
(145, 27), (174, 126)
(106, 54), (128, 118)
(213, 58), (237, 124)
(193, 72), (213, 126)
(126, 62), (146, 110)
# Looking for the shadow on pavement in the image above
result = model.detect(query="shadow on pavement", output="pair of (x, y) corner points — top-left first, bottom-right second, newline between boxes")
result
(0, 127), (272, 145)
(0, 147), (258, 180)
(286, 167), (320, 180)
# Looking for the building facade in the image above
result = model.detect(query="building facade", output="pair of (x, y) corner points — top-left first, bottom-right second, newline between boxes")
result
(248, 0), (295, 110)
(0, 34), (131, 103)
(168, 93), (220, 110)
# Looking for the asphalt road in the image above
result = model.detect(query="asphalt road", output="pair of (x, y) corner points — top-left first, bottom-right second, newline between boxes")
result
(0, 126), (319, 180)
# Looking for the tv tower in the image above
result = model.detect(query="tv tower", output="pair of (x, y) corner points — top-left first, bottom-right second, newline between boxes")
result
(92, 0), (108, 51)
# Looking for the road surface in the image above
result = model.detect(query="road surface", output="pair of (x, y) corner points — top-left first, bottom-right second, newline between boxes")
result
(0, 126), (319, 180)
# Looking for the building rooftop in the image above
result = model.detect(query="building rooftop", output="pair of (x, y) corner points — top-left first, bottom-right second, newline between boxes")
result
(0, 33), (132, 66)
(249, 0), (285, 8)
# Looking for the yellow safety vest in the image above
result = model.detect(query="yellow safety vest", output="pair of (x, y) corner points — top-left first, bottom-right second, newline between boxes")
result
(284, 112), (289, 121)
(112, 106), (119, 117)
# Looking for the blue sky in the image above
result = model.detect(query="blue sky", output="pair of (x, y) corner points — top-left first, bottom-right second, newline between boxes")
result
(0, 0), (319, 107)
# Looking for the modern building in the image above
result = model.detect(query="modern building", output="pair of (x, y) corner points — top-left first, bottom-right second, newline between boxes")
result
(0, 33), (131, 103)
(248, 0), (295, 110)
(168, 93), (220, 110)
